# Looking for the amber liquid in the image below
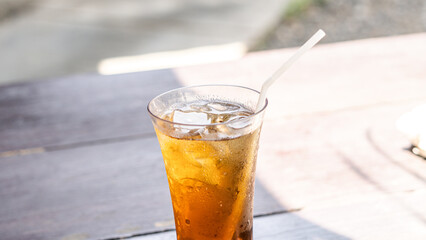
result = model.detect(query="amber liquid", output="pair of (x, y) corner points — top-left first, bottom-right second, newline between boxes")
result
(155, 127), (261, 240)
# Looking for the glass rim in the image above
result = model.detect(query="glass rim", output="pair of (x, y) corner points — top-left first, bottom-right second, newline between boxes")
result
(147, 84), (268, 127)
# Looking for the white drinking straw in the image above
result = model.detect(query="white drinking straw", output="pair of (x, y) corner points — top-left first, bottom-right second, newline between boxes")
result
(256, 29), (326, 112)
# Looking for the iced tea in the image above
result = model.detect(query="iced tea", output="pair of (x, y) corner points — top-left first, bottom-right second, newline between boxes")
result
(148, 86), (267, 240)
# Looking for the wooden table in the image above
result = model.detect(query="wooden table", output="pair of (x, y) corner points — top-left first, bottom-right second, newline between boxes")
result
(1, 33), (426, 240)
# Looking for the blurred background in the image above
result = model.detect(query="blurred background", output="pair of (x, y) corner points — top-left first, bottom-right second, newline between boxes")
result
(0, 0), (425, 86)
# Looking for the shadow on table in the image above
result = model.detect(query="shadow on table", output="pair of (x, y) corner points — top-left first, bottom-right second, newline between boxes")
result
(252, 181), (351, 240)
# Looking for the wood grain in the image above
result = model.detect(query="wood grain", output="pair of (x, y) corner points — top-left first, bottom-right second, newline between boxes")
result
(0, 70), (182, 152)
(256, 101), (426, 210)
(0, 136), (284, 240)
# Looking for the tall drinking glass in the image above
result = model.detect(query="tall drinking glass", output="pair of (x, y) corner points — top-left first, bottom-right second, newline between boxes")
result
(148, 85), (267, 240)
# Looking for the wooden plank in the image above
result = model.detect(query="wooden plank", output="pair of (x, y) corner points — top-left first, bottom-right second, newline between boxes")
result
(0, 136), (285, 240)
(256, 100), (426, 211)
(253, 101), (426, 239)
(0, 70), (182, 152)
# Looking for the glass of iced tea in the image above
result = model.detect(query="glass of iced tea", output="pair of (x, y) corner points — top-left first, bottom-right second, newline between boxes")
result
(148, 85), (267, 240)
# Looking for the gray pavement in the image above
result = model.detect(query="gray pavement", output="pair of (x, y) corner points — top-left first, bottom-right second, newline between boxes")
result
(0, 0), (290, 85)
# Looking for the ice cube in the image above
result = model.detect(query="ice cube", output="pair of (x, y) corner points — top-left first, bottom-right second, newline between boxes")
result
(172, 110), (211, 125)
(214, 124), (232, 135)
(208, 101), (240, 112)
(228, 116), (250, 129)
(209, 113), (229, 123)
(190, 102), (211, 112)
(198, 126), (211, 138)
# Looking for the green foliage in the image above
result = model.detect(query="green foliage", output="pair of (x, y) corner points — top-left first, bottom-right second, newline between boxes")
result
(285, 0), (325, 18)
